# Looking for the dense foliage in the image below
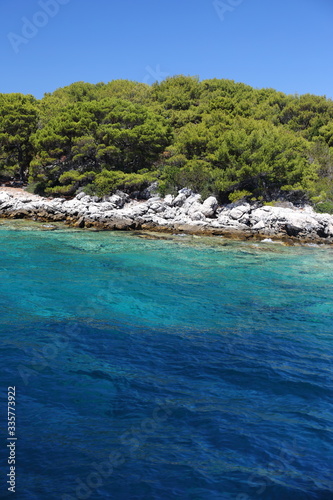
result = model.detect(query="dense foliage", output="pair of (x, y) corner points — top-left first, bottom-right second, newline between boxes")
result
(1, 77), (333, 209)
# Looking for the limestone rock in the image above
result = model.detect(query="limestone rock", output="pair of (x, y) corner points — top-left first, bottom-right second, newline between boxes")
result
(252, 220), (266, 231)
(2, 186), (333, 242)
(164, 194), (174, 206)
(75, 192), (86, 201)
(74, 217), (85, 228)
(172, 193), (187, 207)
(201, 196), (218, 218)
(324, 223), (333, 237)
(229, 203), (251, 220)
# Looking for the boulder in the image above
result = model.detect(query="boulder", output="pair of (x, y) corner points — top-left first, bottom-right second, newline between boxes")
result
(229, 203), (251, 220)
(74, 217), (85, 228)
(178, 188), (193, 197)
(324, 223), (333, 237)
(107, 195), (123, 208)
(252, 220), (266, 231)
(108, 191), (129, 208)
(149, 202), (165, 213)
(75, 192), (86, 201)
(250, 208), (272, 224)
(0, 193), (11, 204)
(139, 181), (159, 200)
(172, 192), (187, 207)
(201, 196), (218, 218)
(123, 203), (149, 218)
(217, 215), (232, 227)
(189, 212), (205, 221)
(79, 195), (94, 204)
(163, 208), (177, 220)
(181, 194), (202, 212)
(88, 205), (101, 214)
(164, 194), (174, 206)
(187, 202), (206, 221)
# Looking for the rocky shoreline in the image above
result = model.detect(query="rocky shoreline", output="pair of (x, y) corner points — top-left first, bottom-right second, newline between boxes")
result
(1, 188), (333, 244)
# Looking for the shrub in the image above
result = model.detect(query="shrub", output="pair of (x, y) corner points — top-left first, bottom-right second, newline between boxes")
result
(81, 170), (158, 197)
(314, 201), (333, 214)
(228, 190), (252, 203)
(25, 182), (46, 195)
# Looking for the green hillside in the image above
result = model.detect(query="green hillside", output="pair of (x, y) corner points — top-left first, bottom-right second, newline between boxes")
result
(1, 76), (333, 211)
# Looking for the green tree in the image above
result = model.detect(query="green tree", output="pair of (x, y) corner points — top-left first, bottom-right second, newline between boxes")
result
(151, 75), (201, 111)
(31, 98), (172, 192)
(0, 94), (38, 181)
(211, 119), (314, 200)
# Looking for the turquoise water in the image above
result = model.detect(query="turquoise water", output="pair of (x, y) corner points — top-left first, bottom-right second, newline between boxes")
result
(0, 220), (332, 499)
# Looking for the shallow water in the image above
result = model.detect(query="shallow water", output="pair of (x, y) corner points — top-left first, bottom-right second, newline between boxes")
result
(0, 221), (332, 499)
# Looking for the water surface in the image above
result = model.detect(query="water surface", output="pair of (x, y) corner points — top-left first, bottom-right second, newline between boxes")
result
(0, 221), (332, 499)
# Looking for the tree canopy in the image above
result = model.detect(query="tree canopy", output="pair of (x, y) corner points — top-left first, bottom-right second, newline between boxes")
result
(0, 94), (38, 181)
(1, 76), (333, 209)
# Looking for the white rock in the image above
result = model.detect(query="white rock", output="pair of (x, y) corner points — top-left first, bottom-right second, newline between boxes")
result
(183, 194), (202, 207)
(149, 202), (165, 213)
(252, 220), (266, 230)
(217, 215), (232, 226)
(201, 196), (218, 217)
(324, 223), (333, 236)
(108, 192), (129, 208)
(178, 188), (192, 197)
(88, 205), (100, 214)
(210, 220), (225, 228)
(0, 193), (11, 204)
(163, 208), (177, 219)
(97, 202), (116, 212)
(163, 194), (174, 206)
(189, 211), (205, 221)
(229, 203), (251, 220)
(76, 192), (86, 200)
(124, 204), (148, 217)
(250, 208), (272, 223)
(172, 193), (187, 207)
(80, 195), (94, 204)
(50, 197), (65, 204)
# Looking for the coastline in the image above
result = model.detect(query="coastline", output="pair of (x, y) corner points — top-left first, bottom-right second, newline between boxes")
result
(1, 187), (333, 245)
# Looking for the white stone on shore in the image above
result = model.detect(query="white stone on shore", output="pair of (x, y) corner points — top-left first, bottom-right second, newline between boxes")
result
(201, 196), (218, 217)
(172, 192), (187, 207)
(1, 187), (333, 242)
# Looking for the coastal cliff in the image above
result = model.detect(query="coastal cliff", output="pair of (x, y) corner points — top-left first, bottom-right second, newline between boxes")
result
(1, 188), (333, 244)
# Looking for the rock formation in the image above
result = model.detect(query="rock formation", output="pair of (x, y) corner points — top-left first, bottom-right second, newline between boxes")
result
(1, 188), (333, 243)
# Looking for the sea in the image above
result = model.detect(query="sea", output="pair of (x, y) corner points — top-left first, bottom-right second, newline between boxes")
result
(0, 219), (332, 500)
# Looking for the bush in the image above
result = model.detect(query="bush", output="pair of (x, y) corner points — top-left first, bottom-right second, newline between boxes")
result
(93, 170), (125, 196)
(81, 170), (158, 197)
(314, 201), (333, 214)
(158, 160), (214, 198)
(228, 190), (251, 203)
(43, 170), (97, 196)
(83, 183), (96, 196)
(25, 182), (46, 195)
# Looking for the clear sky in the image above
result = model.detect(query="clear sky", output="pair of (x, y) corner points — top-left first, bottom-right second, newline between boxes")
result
(1, 0), (332, 99)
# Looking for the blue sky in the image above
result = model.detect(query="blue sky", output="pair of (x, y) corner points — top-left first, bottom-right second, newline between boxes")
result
(1, 0), (332, 99)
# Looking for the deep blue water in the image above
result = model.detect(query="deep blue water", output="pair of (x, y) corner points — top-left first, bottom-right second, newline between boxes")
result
(0, 220), (332, 500)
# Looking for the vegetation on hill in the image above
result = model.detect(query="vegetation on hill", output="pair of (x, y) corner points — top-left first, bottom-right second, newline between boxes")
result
(1, 76), (333, 211)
